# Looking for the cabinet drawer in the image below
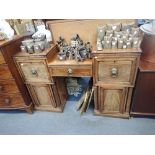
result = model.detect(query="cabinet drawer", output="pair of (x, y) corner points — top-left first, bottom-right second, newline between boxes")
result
(0, 64), (13, 79)
(0, 80), (19, 94)
(0, 51), (5, 64)
(94, 57), (137, 85)
(50, 66), (92, 77)
(16, 61), (51, 83)
(0, 93), (25, 108)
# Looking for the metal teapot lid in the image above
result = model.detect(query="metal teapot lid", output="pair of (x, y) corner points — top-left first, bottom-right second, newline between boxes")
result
(140, 22), (155, 36)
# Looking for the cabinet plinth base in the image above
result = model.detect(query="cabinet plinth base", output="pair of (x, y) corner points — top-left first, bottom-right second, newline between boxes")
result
(94, 109), (130, 119)
(34, 103), (66, 113)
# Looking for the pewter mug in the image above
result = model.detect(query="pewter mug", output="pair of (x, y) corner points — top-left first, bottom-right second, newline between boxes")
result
(34, 44), (41, 53)
(27, 44), (34, 54)
(106, 30), (113, 37)
(112, 23), (121, 31)
(118, 38), (123, 49)
(133, 38), (139, 48)
(107, 23), (121, 32)
(104, 40), (111, 49)
(131, 27), (139, 37)
(37, 41), (45, 51)
(123, 44), (127, 49)
(20, 45), (27, 52)
(126, 41), (131, 48)
(114, 31), (122, 38)
(22, 39), (34, 46)
(104, 36), (112, 49)
(97, 26), (106, 41)
(97, 39), (103, 50)
(121, 22), (135, 31)
(111, 41), (117, 49)
(45, 40), (51, 48)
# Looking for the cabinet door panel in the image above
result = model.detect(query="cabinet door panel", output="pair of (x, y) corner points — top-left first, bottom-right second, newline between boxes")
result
(100, 89), (121, 112)
(96, 86), (128, 114)
(27, 84), (57, 108)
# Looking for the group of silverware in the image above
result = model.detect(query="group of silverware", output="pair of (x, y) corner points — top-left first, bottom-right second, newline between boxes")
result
(97, 22), (140, 50)
(20, 34), (51, 54)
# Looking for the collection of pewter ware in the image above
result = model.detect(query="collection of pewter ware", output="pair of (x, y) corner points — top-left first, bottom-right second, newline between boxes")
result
(20, 33), (51, 54)
(57, 34), (92, 62)
(97, 22), (140, 50)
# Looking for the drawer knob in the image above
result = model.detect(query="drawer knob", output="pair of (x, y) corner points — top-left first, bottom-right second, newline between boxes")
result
(31, 69), (38, 76)
(67, 68), (73, 74)
(4, 99), (10, 105)
(111, 67), (118, 78)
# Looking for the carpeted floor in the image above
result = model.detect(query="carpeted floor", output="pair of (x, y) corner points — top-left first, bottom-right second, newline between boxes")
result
(0, 77), (155, 135)
(0, 100), (155, 135)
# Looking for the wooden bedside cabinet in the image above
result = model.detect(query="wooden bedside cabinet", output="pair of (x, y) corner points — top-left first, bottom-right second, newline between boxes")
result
(92, 49), (141, 118)
(0, 34), (33, 113)
(14, 45), (68, 112)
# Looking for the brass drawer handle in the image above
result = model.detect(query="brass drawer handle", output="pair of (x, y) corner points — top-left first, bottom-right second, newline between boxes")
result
(4, 98), (10, 105)
(111, 67), (118, 78)
(31, 69), (38, 76)
(67, 68), (73, 74)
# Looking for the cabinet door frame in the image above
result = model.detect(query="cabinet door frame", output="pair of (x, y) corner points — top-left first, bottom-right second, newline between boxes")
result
(96, 85), (128, 114)
(26, 83), (57, 108)
(93, 57), (137, 86)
